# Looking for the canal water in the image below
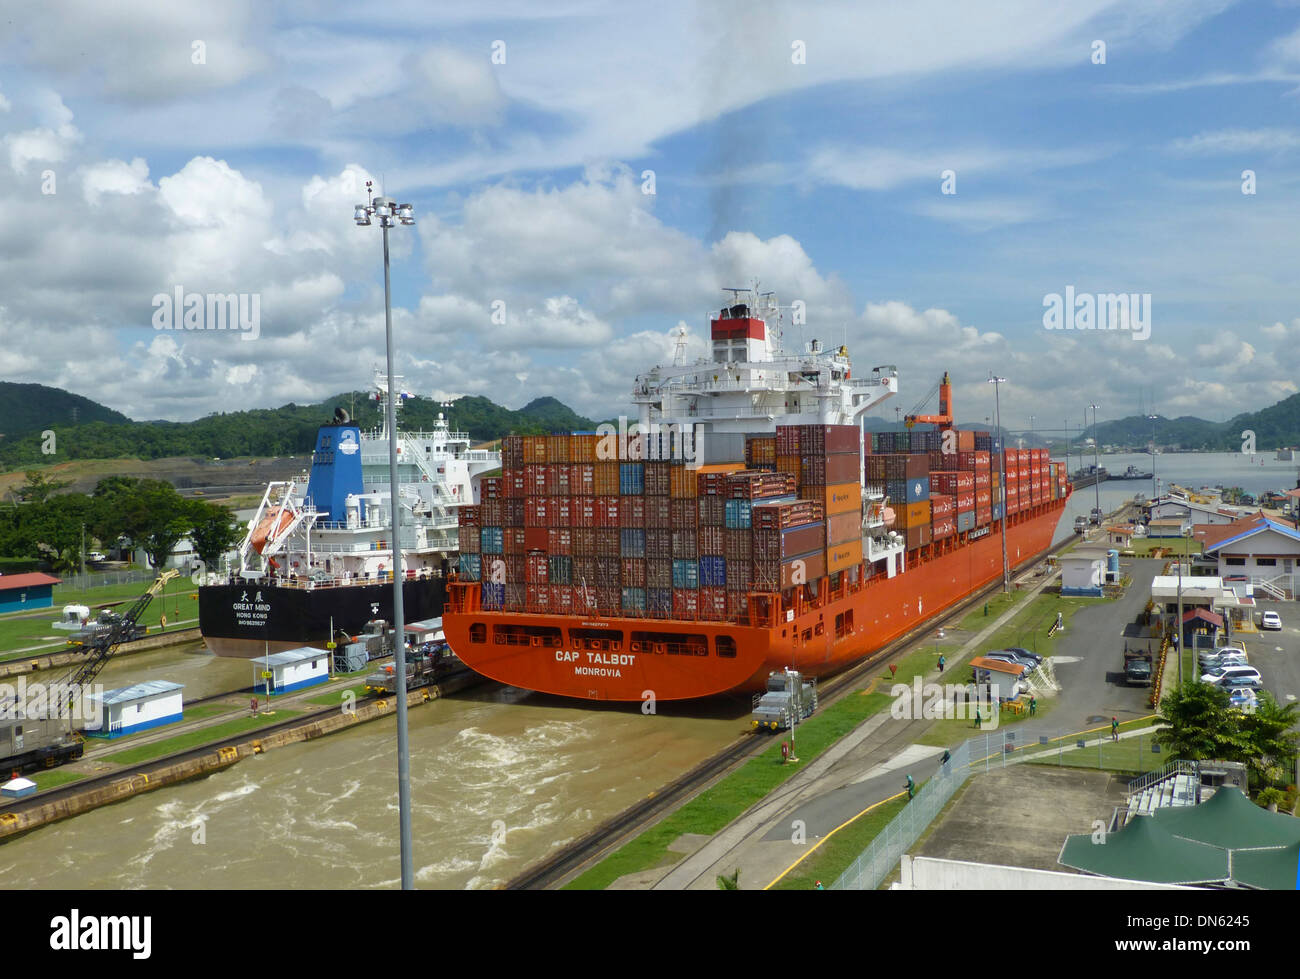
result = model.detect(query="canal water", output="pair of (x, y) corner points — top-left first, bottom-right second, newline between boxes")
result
(0, 680), (746, 889)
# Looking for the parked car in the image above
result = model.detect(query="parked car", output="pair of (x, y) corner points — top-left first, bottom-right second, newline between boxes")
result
(1199, 649), (1249, 669)
(1006, 646), (1043, 666)
(983, 650), (1039, 672)
(1261, 611), (1282, 631)
(86, 551), (106, 563)
(1228, 688), (1258, 712)
(1200, 665), (1263, 688)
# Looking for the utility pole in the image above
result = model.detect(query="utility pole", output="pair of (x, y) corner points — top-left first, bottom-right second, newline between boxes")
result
(1090, 404), (1101, 519)
(989, 374), (1010, 591)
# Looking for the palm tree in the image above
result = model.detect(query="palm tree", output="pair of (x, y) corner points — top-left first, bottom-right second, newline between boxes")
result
(1154, 682), (1251, 761)
(1240, 692), (1300, 790)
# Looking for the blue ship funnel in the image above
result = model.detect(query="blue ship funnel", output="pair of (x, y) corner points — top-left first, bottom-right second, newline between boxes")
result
(306, 425), (364, 521)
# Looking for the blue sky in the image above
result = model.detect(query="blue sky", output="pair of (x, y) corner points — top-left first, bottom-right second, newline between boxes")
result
(2, 0), (1299, 440)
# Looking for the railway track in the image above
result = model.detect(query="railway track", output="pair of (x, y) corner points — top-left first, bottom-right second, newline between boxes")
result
(506, 528), (1084, 889)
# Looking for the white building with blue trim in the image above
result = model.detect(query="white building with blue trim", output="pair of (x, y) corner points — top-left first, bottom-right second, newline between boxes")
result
(1203, 517), (1300, 601)
(250, 647), (330, 694)
(85, 680), (184, 738)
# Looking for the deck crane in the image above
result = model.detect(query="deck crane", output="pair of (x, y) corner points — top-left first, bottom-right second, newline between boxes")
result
(903, 371), (954, 430)
(0, 571), (180, 775)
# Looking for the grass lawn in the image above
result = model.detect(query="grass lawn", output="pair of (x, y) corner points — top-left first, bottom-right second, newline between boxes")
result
(0, 576), (199, 658)
(181, 703), (238, 722)
(1127, 537), (1202, 558)
(306, 683), (369, 707)
(563, 642), (948, 891)
(29, 769), (86, 790)
(101, 710), (301, 766)
(769, 793), (909, 890)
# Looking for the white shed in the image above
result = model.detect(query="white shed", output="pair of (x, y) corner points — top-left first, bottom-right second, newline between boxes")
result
(85, 680), (184, 738)
(969, 657), (1025, 702)
(250, 647), (330, 695)
(1061, 547), (1108, 596)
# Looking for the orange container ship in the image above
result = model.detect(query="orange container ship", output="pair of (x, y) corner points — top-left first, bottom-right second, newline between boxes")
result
(444, 288), (1070, 701)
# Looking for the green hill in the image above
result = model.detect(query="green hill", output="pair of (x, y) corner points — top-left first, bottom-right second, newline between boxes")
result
(0, 389), (600, 471)
(0, 382), (131, 439)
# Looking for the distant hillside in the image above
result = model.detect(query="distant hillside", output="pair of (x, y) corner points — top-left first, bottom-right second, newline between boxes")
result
(0, 388), (600, 471)
(0, 382), (130, 439)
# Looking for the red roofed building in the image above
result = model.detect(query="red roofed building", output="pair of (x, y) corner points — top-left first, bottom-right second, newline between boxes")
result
(0, 572), (62, 613)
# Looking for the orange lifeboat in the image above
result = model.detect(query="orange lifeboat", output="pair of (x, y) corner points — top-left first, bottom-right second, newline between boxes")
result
(250, 506), (294, 555)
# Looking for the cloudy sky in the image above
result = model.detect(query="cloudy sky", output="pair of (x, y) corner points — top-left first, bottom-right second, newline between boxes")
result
(2, 0), (1299, 439)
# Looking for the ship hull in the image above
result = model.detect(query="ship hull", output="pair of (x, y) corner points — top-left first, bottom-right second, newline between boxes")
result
(199, 577), (447, 658)
(444, 500), (1067, 701)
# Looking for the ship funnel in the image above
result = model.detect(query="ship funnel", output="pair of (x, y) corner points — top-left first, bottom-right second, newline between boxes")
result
(305, 424), (365, 521)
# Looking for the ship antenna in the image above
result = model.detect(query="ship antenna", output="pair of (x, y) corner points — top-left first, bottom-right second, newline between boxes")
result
(673, 325), (689, 366)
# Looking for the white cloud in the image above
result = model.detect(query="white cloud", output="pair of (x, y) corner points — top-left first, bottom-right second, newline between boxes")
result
(80, 158), (151, 204)
(1169, 128), (1300, 155)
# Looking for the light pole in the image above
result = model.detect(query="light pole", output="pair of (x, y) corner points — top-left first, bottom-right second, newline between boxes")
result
(1089, 404), (1101, 519)
(989, 374), (1009, 591)
(355, 182), (416, 890)
(1147, 414), (1158, 503)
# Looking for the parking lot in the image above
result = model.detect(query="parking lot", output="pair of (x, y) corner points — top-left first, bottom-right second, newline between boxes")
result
(1229, 603), (1300, 708)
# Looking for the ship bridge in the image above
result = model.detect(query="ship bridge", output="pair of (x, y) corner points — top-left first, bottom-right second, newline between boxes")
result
(631, 286), (897, 436)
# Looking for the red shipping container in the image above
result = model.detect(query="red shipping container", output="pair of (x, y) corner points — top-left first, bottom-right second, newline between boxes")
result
(699, 525), (725, 555)
(726, 592), (749, 622)
(621, 558), (646, 588)
(573, 556), (597, 584)
(524, 497), (548, 527)
(645, 462), (672, 496)
(699, 587), (727, 621)
(523, 527), (548, 551)
(525, 583), (550, 611)
(698, 496), (725, 526)
(647, 559), (672, 590)
(503, 470), (525, 498)
(906, 524), (932, 550)
(501, 436), (524, 469)
(552, 584), (574, 614)
(670, 498), (697, 527)
(596, 497), (620, 529)
(551, 496), (572, 528)
(800, 453), (860, 486)
(725, 561), (753, 593)
(459, 505), (482, 528)
(672, 529), (697, 559)
(753, 523), (826, 562)
(957, 491), (975, 512)
(672, 588), (699, 620)
(932, 516), (956, 539)
(504, 527), (526, 554)
(975, 471), (991, 489)
(645, 496), (672, 529)
(976, 507), (992, 526)
(504, 498), (524, 527)
(526, 554), (549, 584)
(571, 463), (594, 496)
(976, 488), (991, 508)
(930, 494), (955, 520)
(724, 529), (753, 563)
(799, 424), (860, 455)
(571, 528), (594, 558)
(547, 528), (572, 555)
(646, 529), (672, 561)
(572, 497), (597, 528)
(619, 497), (646, 529)
(595, 529), (619, 555)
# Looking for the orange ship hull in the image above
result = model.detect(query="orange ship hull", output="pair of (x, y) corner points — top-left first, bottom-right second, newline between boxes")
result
(444, 496), (1069, 702)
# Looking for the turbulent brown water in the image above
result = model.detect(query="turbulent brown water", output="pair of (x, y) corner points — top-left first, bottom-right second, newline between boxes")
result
(4, 647), (745, 889)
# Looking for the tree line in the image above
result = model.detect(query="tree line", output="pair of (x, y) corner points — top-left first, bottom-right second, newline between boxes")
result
(0, 473), (242, 573)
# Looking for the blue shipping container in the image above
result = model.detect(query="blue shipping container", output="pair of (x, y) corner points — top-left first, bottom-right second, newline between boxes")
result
(620, 528), (646, 557)
(621, 587), (646, 610)
(480, 527), (503, 554)
(482, 582), (505, 609)
(619, 463), (645, 495)
(672, 559), (699, 589)
(699, 555), (727, 588)
(648, 588), (672, 613)
(460, 554), (481, 581)
(724, 499), (752, 529)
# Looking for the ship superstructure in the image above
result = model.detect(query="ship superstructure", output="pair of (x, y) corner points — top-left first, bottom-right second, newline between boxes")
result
(199, 372), (500, 658)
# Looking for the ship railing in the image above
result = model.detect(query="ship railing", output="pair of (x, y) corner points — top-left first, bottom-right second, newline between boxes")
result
(226, 568), (445, 590)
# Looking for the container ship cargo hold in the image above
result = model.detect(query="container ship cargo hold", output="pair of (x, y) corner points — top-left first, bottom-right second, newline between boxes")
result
(198, 372), (500, 658)
(443, 289), (1070, 701)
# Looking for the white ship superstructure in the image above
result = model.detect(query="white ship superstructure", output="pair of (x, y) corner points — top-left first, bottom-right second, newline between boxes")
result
(224, 371), (500, 585)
